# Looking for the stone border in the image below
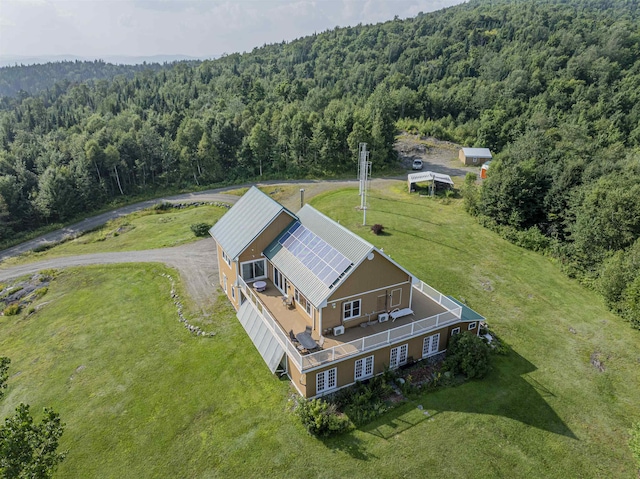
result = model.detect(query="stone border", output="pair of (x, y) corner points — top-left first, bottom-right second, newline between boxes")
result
(160, 273), (215, 337)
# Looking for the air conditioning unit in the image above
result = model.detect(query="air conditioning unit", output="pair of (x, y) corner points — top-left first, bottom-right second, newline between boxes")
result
(378, 313), (389, 323)
(333, 325), (345, 336)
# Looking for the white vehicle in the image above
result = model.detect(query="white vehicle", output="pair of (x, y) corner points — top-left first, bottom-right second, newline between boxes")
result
(412, 159), (423, 170)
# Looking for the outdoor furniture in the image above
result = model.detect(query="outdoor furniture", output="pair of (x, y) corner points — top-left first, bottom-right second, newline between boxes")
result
(289, 329), (298, 342)
(390, 307), (414, 322)
(281, 295), (293, 308)
(253, 280), (267, 292)
(296, 331), (318, 350)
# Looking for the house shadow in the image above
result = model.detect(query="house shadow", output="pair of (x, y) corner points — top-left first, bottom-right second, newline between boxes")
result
(322, 430), (378, 461)
(365, 347), (577, 441)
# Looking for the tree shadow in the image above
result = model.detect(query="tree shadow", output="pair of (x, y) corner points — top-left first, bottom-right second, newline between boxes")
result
(321, 430), (378, 461)
(354, 347), (577, 441)
(423, 349), (577, 439)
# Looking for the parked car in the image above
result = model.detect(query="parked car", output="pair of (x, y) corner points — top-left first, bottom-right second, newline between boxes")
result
(412, 159), (423, 170)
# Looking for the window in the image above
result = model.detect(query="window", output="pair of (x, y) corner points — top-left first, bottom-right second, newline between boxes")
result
(222, 274), (227, 293)
(468, 322), (477, 330)
(241, 259), (266, 281)
(316, 368), (337, 394)
(294, 289), (300, 303)
(390, 344), (408, 369)
(221, 250), (231, 267)
(422, 333), (440, 358)
(231, 287), (235, 299)
(343, 299), (361, 320)
(305, 300), (312, 316)
(451, 327), (461, 336)
(355, 356), (374, 381)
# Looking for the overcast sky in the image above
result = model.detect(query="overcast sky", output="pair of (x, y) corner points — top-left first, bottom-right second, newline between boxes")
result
(0, 0), (466, 61)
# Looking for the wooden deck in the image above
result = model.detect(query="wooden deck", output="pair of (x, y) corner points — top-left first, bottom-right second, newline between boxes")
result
(251, 278), (447, 352)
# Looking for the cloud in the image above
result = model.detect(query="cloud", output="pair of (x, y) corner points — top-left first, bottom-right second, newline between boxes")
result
(0, 0), (466, 59)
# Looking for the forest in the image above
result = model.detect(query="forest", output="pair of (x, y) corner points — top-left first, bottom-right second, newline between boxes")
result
(0, 0), (639, 327)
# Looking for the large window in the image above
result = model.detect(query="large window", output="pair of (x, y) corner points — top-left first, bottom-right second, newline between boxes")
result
(390, 344), (408, 369)
(422, 333), (440, 358)
(241, 259), (266, 281)
(222, 274), (227, 293)
(355, 356), (374, 381)
(343, 299), (361, 320)
(316, 368), (337, 394)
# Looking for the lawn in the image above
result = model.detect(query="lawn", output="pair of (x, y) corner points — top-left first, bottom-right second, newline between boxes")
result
(1, 184), (639, 478)
(3, 205), (229, 267)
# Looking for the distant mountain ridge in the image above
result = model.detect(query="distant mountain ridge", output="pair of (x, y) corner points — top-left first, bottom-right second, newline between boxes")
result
(0, 54), (210, 67)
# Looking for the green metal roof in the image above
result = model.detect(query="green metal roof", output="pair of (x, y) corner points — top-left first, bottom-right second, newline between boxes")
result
(447, 297), (485, 322)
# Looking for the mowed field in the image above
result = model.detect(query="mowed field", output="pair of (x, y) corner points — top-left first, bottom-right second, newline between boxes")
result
(1, 183), (639, 478)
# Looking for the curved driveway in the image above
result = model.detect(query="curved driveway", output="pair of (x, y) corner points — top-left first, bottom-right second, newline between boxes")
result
(0, 178), (403, 309)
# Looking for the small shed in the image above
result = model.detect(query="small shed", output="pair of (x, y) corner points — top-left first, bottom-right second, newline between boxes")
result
(480, 161), (492, 179)
(459, 147), (492, 166)
(407, 171), (454, 195)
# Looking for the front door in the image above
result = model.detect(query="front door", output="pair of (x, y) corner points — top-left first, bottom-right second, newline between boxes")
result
(274, 267), (287, 294)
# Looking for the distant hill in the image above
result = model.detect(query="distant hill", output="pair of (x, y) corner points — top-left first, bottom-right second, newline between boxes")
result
(0, 59), (198, 97)
(0, 54), (208, 68)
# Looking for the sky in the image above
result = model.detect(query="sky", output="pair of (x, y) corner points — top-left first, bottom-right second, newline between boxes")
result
(0, 0), (466, 62)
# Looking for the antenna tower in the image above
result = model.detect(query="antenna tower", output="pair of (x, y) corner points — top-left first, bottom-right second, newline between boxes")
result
(357, 143), (371, 226)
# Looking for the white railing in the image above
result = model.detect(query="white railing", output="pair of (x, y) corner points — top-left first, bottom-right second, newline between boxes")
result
(416, 281), (463, 316)
(237, 277), (462, 372)
(237, 277), (304, 370)
(300, 310), (459, 370)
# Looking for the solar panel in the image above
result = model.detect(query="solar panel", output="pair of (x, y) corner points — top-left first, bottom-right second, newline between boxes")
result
(278, 221), (353, 287)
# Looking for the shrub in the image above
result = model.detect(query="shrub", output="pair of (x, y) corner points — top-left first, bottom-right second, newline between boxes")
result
(3, 303), (21, 316)
(190, 223), (212, 237)
(296, 398), (351, 437)
(444, 332), (491, 379)
(153, 202), (172, 211)
(371, 224), (384, 235)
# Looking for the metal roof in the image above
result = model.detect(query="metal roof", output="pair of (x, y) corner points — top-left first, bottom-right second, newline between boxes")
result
(447, 297), (485, 322)
(297, 205), (373, 263)
(209, 186), (295, 260)
(407, 171), (455, 186)
(461, 147), (492, 158)
(264, 205), (373, 307)
(237, 300), (285, 373)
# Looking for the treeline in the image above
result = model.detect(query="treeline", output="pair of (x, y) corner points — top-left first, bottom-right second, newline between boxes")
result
(1, 0), (640, 325)
(0, 60), (171, 97)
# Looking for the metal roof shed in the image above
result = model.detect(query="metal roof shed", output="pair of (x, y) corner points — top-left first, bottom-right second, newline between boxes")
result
(459, 148), (492, 166)
(407, 171), (454, 194)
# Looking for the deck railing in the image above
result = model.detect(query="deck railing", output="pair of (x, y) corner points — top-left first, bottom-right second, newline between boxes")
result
(237, 277), (463, 372)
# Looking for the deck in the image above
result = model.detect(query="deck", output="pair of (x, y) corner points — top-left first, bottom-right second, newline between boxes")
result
(239, 276), (461, 371)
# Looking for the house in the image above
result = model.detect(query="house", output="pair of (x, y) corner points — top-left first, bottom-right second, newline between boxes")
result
(209, 186), (483, 398)
(459, 147), (492, 166)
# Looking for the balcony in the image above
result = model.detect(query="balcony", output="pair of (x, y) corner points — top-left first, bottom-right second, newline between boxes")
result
(237, 277), (462, 372)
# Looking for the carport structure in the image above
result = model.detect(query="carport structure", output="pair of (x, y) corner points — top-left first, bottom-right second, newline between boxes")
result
(407, 171), (454, 195)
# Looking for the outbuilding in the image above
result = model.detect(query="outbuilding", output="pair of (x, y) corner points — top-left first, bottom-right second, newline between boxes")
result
(459, 147), (492, 166)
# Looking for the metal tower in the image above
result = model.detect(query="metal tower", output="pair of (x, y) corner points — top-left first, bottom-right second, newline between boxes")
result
(357, 143), (371, 226)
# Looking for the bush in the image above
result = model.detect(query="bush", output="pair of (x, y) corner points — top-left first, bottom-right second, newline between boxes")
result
(3, 303), (21, 316)
(153, 202), (172, 211)
(190, 223), (212, 237)
(296, 398), (351, 437)
(371, 224), (384, 235)
(444, 332), (491, 379)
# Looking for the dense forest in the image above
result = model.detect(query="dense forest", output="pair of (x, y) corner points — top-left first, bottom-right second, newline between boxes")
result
(1, 0), (640, 326)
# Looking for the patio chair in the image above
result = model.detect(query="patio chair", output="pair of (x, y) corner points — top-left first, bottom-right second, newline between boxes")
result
(318, 336), (325, 348)
(305, 325), (312, 334)
(289, 329), (297, 342)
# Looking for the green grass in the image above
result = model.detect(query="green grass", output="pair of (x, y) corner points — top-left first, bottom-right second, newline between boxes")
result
(4, 205), (228, 266)
(1, 184), (639, 477)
